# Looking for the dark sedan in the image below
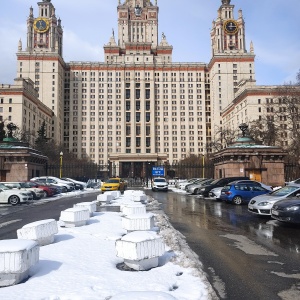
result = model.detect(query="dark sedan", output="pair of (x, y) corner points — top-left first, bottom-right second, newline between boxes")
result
(271, 197), (300, 224)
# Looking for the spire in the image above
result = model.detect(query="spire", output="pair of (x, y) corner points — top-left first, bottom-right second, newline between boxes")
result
(29, 6), (33, 17)
(250, 41), (254, 53)
(222, 0), (231, 5)
(18, 39), (22, 52)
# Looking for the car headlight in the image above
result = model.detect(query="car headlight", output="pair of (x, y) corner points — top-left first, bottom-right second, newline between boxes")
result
(258, 202), (270, 206)
(285, 206), (300, 211)
(200, 188), (205, 191)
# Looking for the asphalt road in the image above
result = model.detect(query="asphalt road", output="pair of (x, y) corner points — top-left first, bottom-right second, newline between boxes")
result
(145, 189), (300, 300)
(0, 191), (101, 240)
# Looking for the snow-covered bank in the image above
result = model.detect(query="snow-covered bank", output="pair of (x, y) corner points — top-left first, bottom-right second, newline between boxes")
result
(0, 190), (216, 300)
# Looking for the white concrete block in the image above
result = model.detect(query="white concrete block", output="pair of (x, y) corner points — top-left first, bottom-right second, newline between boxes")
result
(17, 219), (58, 246)
(97, 193), (113, 204)
(0, 239), (39, 287)
(115, 231), (165, 261)
(59, 207), (90, 227)
(124, 190), (135, 197)
(122, 203), (146, 215)
(107, 191), (121, 199)
(74, 202), (96, 217)
(122, 213), (155, 231)
(132, 194), (148, 203)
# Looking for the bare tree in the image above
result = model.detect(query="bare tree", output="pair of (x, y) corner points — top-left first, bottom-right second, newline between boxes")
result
(249, 84), (300, 162)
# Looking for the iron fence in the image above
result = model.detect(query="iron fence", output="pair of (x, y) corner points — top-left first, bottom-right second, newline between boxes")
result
(43, 161), (299, 182)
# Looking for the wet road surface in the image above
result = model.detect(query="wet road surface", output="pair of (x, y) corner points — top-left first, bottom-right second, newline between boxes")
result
(146, 189), (300, 300)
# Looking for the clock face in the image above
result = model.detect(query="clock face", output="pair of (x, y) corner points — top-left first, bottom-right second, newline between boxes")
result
(224, 20), (238, 34)
(34, 18), (50, 33)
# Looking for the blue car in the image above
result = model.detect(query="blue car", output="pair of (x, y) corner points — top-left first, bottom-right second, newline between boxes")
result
(220, 181), (270, 205)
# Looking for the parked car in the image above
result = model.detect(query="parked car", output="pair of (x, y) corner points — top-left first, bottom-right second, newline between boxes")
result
(186, 178), (214, 195)
(0, 183), (33, 205)
(62, 177), (87, 190)
(285, 178), (300, 186)
(151, 177), (168, 192)
(234, 180), (273, 191)
(271, 196), (300, 224)
(175, 178), (199, 190)
(23, 181), (56, 198)
(185, 178), (207, 192)
(1, 182), (44, 200)
(220, 181), (270, 205)
(101, 177), (126, 193)
(198, 177), (250, 198)
(209, 186), (223, 200)
(31, 176), (73, 192)
(248, 185), (300, 216)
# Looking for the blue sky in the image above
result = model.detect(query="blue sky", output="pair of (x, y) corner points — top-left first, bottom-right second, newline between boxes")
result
(0, 0), (299, 85)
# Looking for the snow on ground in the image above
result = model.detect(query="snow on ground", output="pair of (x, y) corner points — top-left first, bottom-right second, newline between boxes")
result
(0, 189), (216, 300)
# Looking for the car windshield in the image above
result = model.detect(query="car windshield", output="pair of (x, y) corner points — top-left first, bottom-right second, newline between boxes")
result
(0, 184), (10, 190)
(154, 179), (166, 182)
(270, 186), (300, 196)
(210, 179), (222, 185)
(106, 179), (120, 183)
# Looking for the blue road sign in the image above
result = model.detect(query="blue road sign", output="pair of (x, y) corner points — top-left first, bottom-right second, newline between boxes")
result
(152, 166), (164, 177)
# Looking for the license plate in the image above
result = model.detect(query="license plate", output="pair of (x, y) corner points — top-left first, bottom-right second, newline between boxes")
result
(272, 210), (279, 216)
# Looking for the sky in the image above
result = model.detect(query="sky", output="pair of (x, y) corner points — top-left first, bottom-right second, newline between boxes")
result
(0, 0), (299, 86)
(0, 189), (212, 300)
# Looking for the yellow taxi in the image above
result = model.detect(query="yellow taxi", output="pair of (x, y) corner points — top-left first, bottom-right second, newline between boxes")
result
(101, 177), (126, 193)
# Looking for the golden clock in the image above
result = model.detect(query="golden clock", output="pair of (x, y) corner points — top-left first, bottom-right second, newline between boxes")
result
(34, 18), (50, 33)
(224, 19), (238, 35)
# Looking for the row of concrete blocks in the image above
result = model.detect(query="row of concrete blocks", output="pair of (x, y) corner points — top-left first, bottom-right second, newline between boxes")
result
(0, 197), (106, 287)
(115, 192), (166, 271)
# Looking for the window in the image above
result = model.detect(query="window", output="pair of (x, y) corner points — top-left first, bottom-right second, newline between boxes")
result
(136, 112), (141, 122)
(126, 89), (130, 99)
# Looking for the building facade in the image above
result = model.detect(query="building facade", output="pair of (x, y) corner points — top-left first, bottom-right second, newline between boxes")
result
(1, 0), (286, 178)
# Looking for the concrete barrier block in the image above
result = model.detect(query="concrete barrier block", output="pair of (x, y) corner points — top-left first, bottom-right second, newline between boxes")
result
(74, 202), (96, 217)
(122, 213), (155, 231)
(122, 203), (146, 215)
(97, 193), (113, 204)
(17, 219), (58, 246)
(0, 239), (39, 287)
(59, 207), (90, 227)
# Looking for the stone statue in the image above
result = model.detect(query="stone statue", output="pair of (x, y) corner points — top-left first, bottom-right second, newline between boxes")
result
(7, 123), (17, 138)
(239, 123), (248, 137)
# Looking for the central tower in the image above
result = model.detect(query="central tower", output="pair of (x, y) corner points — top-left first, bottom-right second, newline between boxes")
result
(118, 0), (159, 48)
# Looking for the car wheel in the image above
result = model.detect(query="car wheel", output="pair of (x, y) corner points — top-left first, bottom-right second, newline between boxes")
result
(8, 195), (20, 205)
(32, 192), (37, 200)
(193, 188), (199, 194)
(233, 196), (243, 205)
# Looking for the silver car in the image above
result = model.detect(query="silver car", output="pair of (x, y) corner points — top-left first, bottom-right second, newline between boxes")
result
(186, 178), (214, 195)
(248, 185), (300, 216)
(208, 187), (223, 200)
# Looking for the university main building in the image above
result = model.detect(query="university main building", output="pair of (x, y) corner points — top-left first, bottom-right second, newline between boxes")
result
(0, 0), (279, 177)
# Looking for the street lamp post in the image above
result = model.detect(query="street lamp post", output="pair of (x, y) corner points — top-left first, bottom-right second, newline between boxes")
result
(59, 151), (63, 178)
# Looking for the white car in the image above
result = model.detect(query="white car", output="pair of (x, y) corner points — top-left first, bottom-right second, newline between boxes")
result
(248, 185), (300, 216)
(0, 183), (33, 205)
(208, 187), (223, 200)
(152, 178), (168, 192)
(2, 182), (44, 200)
